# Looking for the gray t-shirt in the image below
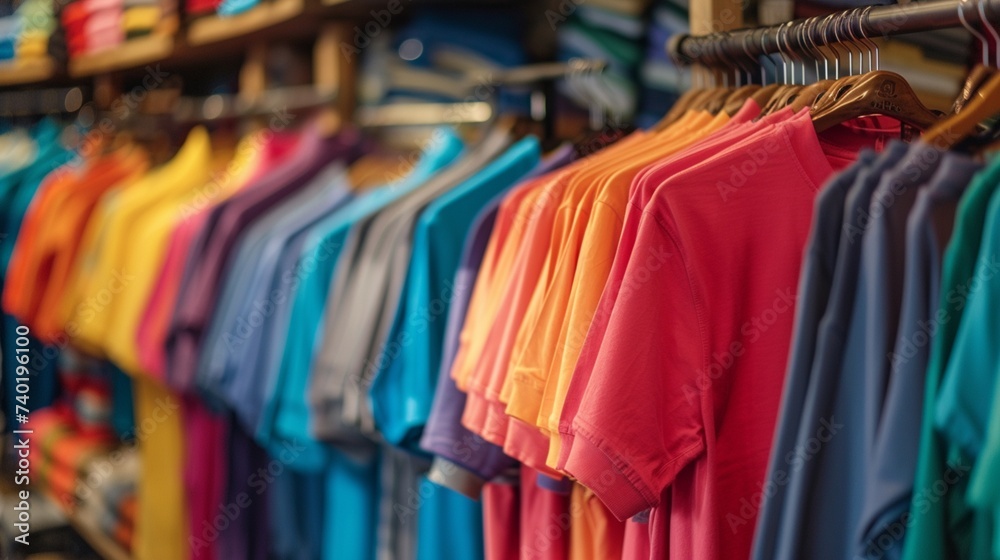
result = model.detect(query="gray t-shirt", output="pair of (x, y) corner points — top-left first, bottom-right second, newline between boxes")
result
(309, 129), (513, 448)
(857, 152), (981, 560)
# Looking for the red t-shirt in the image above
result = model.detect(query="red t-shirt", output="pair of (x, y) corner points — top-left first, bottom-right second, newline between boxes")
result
(559, 110), (888, 560)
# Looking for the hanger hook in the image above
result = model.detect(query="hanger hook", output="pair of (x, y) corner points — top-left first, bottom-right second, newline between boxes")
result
(804, 17), (821, 82)
(977, 0), (1000, 67)
(821, 14), (841, 79)
(843, 8), (865, 74)
(834, 9), (857, 76)
(855, 6), (878, 72)
(759, 27), (770, 85)
(959, 0), (989, 66)
(781, 21), (795, 85)
(742, 28), (759, 85)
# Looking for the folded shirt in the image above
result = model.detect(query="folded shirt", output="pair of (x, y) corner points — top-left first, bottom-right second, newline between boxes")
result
(122, 5), (158, 32)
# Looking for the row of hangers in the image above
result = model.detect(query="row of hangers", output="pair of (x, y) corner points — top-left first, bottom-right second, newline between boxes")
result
(663, 0), (1000, 153)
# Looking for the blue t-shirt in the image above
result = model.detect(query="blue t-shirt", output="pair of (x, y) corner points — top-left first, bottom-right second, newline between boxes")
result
(773, 142), (933, 560)
(858, 152), (981, 560)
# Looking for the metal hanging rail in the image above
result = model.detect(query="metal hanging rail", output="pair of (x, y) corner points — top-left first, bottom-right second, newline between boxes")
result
(669, 0), (1000, 67)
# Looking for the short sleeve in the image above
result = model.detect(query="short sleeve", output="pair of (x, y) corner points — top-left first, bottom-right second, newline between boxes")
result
(562, 211), (705, 520)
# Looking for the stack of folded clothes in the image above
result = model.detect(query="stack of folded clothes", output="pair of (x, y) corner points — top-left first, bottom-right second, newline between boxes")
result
(61, 0), (123, 56)
(61, 0), (175, 58)
(75, 447), (139, 551)
(15, 0), (55, 60)
(357, 7), (530, 118)
(0, 0), (57, 64)
(25, 351), (138, 552)
(28, 406), (118, 511)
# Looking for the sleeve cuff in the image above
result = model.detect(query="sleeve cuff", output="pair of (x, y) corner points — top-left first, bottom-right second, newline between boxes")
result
(427, 457), (487, 500)
(562, 423), (657, 521)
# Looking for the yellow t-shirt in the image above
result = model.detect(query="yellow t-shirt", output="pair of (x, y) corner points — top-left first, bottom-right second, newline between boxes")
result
(104, 132), (260, 375)
(66, 127), (212, 356)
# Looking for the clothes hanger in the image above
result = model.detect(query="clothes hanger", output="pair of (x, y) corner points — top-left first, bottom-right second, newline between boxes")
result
(783, 18), (833, 112)
(796, 13), (859, 114)
(810, 8), (941, 133)
(716, 32), (761, 115)
(934, 0), (1000, 151)
(923, 72), (1000, 148)
(654, 34), (724, 130)
(796, 9), (873, 113)
(952, 0), (999, 114)
(759, 22), (802, 115)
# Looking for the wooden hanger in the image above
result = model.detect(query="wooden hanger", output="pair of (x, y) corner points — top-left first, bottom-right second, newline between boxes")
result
(722, 84), (761, 115)
(810, 70), (941, 133)
(698, 86), (734, 114)
(760, 84), (802, 115)
(924, 72), (1000, 149)
(788, 79), (835, 113)
(652, 86), (715, 131)
(953, 64), (997, 113)
(749, 84), (782, 111)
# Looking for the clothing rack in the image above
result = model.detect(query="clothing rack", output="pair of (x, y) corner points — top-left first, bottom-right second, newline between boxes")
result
(0, 87), (87, 118)
(669, 0), (1000, 67)
(355, 59), (607, 129)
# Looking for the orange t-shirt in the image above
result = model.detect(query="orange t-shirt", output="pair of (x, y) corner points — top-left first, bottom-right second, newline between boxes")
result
(32, 147), (149, 342)
(498, 111), (725, 470)
(3, 164), (82, 325)
(460, 131), (652, 451)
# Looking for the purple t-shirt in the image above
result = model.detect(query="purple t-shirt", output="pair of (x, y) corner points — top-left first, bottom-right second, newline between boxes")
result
(165, 127), (362, 389)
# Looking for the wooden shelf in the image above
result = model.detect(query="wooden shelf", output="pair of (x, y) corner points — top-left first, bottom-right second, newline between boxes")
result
(68, 35), (174, 77)
(187, 0), (305, 46)
(0, 57), (56, 86)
